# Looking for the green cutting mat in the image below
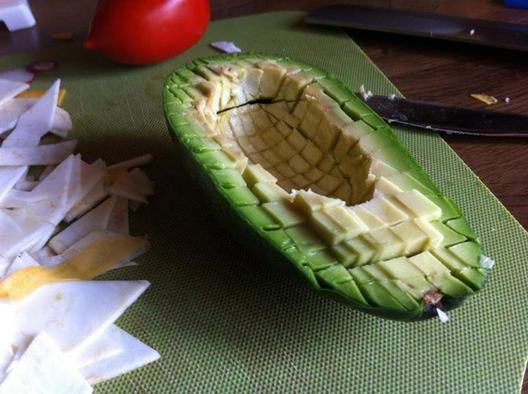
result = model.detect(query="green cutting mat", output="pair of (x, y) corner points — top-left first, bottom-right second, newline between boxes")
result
(3, 12), (528, 393)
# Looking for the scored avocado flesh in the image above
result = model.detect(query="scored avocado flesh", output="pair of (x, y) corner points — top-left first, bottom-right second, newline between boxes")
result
(163, 54), (491, 320)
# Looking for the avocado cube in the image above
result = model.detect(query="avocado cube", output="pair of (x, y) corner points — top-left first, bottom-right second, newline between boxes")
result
(263, 200), (306, 228)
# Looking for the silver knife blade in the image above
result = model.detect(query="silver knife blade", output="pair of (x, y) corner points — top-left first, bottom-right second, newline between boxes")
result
(306, 5), (528, 52)
(360, 95), (528, 138)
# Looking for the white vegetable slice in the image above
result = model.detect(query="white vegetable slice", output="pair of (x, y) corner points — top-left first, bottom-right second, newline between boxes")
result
(0, 332), (92, 394)
(49, 197), (117, 254)
(210, 41), (241, 53)
(41, 231), (148, 270)
(52, 107), (72, 137)
(29, 246), (55, 264)
(106, 197), (129, 235)
(0, 166), (27, 203)
(11, 280), (150, 353)
(68, 326), (122, 370)
(0, 68), (34, 84)
(13, 179), (37, 191)
(0, 209), (55, 260)
(0, 99), (69, 138)
(0, 189), (49, 208)
(80, 325), (159, 385)
(65, 178), (108, 222)
(2, 79), (60, 147)
(2, 252), (39, 278)
(19, 154), (76, 224)
(107, 154), (153, 170)
(110, 168), (153, 203)
(0, 140), (77, 166)
(0, 79), (29, 107)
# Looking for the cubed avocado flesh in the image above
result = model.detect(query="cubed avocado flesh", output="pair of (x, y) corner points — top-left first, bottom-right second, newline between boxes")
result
(163, 53), (491, 321)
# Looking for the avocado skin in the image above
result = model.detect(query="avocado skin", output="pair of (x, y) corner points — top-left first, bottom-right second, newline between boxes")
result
(163, 53), (490, 321)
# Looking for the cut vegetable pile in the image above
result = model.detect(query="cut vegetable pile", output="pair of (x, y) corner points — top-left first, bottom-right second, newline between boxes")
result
(163, 53), (493, 321)
(0, 78), (158, 393)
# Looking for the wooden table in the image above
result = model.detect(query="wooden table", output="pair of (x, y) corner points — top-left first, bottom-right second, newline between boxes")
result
(1, 0), (527, 388)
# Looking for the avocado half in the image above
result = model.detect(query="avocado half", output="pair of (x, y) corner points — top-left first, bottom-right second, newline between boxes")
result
(163, 53), (491, 321)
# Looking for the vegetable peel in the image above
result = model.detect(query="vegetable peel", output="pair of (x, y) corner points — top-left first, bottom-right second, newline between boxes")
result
(0, 234), (146, 300)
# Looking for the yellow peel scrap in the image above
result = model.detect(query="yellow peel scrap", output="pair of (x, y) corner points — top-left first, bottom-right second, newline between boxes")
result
(18, 88), (67, 105)
(0, 234), (145, 300)
(52, 32), (74, 41)
(470, 93), (498, 105)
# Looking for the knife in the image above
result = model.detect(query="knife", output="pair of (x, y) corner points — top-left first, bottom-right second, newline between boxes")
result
(360, 95), (528, 138)
(305, 5), (528, 52)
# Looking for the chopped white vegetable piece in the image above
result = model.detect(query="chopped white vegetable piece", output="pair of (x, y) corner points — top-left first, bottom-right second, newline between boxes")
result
(0, 99), (70, 138)
(106, 197), (129, 235)
(110, 168), (153, 203)
(29, 246), (55, 264)
(0, 189), (49, 208)
(480, 255), (495, 269)
(18, 154), (76, 224)
(2, 252), (40, 278)
(41, 231), (148, 271)
(108, 154), (153, 171)
(49, 197), (117, 254)
(52, 107), (72, 136)
(65, 178), (108, 222)
(0, 79), (29, 108)
(0, 68), (34, 84)
(0, 166), (27, 203)
(210, 41), (241, 53)
(68, 326), (122, 369)
(11, 280), (150, 353)
(0, 332), (92, 394)
(80, 325), (159, 385)
(2, 79), (60, 147)
(436, 308), (449, 323)
(13, 179), (37, 191)
(0, 140), (77, 166)
(0, 209), (55, 260)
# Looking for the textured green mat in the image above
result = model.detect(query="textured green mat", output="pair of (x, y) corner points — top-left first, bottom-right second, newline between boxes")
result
(2, 11), (527, 393)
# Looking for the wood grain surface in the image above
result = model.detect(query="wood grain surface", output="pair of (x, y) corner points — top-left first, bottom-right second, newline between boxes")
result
(1, 0), (527, 389)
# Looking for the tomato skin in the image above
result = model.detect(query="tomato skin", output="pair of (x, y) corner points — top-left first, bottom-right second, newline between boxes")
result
(84, 0), (210, 65)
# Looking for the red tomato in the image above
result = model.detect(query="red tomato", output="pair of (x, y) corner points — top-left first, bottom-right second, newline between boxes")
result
(84, 0), (210, 65)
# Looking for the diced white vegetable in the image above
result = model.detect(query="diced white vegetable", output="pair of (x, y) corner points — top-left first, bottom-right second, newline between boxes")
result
(53, 107), (72, 135)
(80, 325), (159, 385)
(68, 326), (122, 370)
(106, 197), (129, 235)
(2, 79), (60, 147)
(210, 41), (241, 53)
(0, 209), (55, 260)
(49, 197), (117, 254)
(0, 79), (29, 107)
(0, 332), (92, 394)
(0, 99), (70, 138)
(29, 246), (55, 264)
(0, 68), (34, 84)
(13, 179), (37, 191)
(11, 280), (150, 353)
(110, 168), (153, 203)
(41, 231), (148, 271)
(0, 166), (27, 203)
(108, 154), (153, 171)
(65, 178), (108, 223)
(1, 252), (40, 278)
(0, 140), (77, 166)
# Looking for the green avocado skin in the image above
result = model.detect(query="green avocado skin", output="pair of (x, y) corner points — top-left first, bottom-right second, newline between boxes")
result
(163, 53), (490, 321)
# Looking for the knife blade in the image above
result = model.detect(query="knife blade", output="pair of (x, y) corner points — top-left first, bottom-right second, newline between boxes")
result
(305, 5), (528, 52)
(360, 95), (528, 138)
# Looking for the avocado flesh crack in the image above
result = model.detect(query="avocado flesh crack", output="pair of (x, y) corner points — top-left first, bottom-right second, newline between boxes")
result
(163, 54), (490, 319)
